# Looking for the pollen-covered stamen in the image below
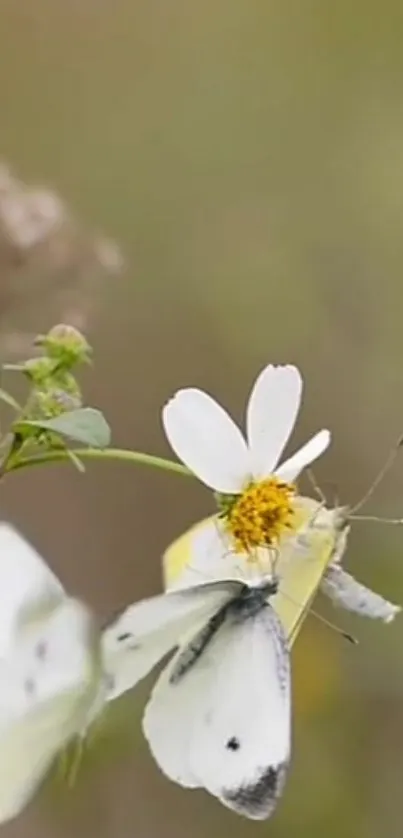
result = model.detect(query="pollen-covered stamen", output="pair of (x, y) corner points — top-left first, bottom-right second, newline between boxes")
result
(221, 477), (296, 554)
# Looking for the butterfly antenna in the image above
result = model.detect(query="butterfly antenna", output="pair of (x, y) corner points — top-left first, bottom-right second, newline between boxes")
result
(350, 514), (403, 525)
(306, 469), (327, 504)
(279, 588), (358, 645)
(183, 563), (211, 583)
(350, 435), (403, 515)
(306, 471), (341, 511)
(306, 607), (358, 645)
(66, 737), (85, 788)
(215, 520), (260, 583)
(56, 746), (69, 783)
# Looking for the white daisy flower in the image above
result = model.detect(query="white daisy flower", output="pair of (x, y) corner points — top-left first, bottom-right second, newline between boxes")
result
(163, 364), (330, 569)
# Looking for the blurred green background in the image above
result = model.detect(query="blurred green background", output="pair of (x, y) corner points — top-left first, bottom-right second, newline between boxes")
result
(1, 1), (403, 836)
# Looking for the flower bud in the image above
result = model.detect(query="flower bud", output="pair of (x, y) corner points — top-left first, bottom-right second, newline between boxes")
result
(36, 324), (91, 367)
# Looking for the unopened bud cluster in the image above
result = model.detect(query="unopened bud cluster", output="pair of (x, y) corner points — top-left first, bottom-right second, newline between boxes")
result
(19, 324), (92, 423)
(35, 324), (91, 368)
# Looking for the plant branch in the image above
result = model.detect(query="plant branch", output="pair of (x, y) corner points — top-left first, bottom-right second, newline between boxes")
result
(7, 447), (192, 478)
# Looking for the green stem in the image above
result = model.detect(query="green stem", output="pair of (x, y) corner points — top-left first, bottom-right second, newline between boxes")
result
(7, 447), (192, 478)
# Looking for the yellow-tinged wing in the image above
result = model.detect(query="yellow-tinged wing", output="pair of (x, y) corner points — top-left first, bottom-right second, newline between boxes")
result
(163, 497), (349, 646)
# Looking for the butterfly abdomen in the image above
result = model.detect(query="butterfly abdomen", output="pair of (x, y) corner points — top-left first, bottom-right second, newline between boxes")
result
(228, 581), (277, 623)
(169, 580), (279, 685)
(169, 605), (229, 684)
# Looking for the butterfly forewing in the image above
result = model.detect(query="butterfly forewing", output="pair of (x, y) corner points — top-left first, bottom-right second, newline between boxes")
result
(102, 581), (243, 701)
(0, 524), (64, 656)
(144, 595), (291, 819)
(0, 597), (101, 824)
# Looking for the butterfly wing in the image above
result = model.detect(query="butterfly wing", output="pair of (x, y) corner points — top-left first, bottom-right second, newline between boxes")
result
(273, 504), (349, 643)
(321, 564), (401, 622)
(0, 523), (63, 655)
(0, 597), (101, 823)
(102, 581), (243, 701)
(162, 500), (348, 644)
(143, 601), (291, 818)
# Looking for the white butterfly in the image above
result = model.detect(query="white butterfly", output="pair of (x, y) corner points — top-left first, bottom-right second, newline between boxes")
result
(102, 575), (291, 820)
(0, 523), (103, 824)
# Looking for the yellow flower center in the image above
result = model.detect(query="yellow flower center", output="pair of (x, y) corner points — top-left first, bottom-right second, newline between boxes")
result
(224, 477), (296, 554)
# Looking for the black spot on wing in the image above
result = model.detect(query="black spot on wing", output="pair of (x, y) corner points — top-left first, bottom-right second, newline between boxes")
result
(35, 640), (47, 660)
(24, 677), (36, 697)
(114, 632), (141, 651)
(226, 736), (240, 751)
(222, 762), (288, 820)
(105, 672), (115, 692)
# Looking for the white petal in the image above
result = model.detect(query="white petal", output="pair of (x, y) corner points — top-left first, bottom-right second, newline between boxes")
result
(246, 365), (303, 478)
(162, 389), (250, 492)
(275, 429), (331, 482)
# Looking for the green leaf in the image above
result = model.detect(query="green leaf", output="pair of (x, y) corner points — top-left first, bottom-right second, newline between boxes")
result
(0, 388), (21, 412)
(15, 408), (111, 449)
